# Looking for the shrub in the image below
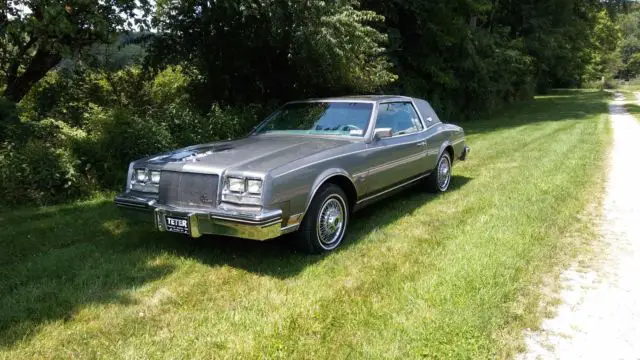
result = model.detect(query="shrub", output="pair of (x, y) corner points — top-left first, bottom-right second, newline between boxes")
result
(0, 97), (20, 140)
(205, 103), (263, 142)
(80, 105), (173, 188)
(0, 119), (88, 205)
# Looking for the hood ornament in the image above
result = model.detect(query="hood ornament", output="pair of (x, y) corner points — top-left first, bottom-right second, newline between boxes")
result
(149, 145), (233, 163)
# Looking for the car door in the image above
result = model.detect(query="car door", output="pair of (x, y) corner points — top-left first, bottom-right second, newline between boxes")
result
(362, 101), (428, 195)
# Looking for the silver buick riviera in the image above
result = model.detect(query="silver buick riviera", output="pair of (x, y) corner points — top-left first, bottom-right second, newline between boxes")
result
(115, 96), (469, 253)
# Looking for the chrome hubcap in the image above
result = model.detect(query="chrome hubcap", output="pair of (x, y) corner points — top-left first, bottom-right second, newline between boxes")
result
(438, 156), (451, 190)
(316, 197), (345, 248)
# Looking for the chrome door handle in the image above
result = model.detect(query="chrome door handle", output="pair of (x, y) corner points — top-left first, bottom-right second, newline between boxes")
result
(417, 141), (426, 147)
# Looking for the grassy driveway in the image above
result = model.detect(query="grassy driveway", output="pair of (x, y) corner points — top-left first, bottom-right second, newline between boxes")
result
(0, 91), (609, 359)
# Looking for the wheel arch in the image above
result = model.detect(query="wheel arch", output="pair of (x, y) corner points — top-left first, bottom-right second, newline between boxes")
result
(301, 170), (358, 223)
(438, 141), (455, 164)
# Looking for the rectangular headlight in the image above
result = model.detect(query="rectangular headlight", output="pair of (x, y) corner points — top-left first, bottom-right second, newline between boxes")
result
(135, 169), (148, 182)
(130, 168), (159, 193)
(247, 179), (263, 194)
(227, 177), (245, 193)
(150, 170), (161, 184)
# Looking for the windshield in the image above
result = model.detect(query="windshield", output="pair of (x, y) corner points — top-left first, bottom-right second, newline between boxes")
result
(254, 102), (373, 137)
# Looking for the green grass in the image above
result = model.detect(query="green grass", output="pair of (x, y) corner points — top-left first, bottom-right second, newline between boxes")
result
(0, 90), (610, 359)
(613, 89), (640, 121)
(624, 103), (640, 118)
(620, 90), (640, 121)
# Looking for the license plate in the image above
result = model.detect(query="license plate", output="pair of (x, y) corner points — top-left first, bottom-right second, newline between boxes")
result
(165, 216), (190, 235)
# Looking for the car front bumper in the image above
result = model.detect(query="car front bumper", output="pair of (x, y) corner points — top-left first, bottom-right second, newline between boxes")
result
(114, 193), (284, 240)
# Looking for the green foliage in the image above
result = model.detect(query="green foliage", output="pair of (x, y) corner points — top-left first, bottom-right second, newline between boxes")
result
(0, 119), (88, 205)
(363, 0), (536, 119)
(0, 0), (152, 103)
(0, 96), (19, 139)
(80, 105), (173, 188)
(584, 9), (623, 86)
(205, 103), (262, 142)
(0, 0), (630, 206)
(150, 0), (396, 109)
(0, 91), (610, 359)
(617, 9), (640, 79)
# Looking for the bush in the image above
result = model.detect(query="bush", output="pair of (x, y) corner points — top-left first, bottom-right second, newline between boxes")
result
(0, 119), (88, 205)
(80, 105), (173, 188)
(205, 103), (264, 142)
(0, 97), (20, 140)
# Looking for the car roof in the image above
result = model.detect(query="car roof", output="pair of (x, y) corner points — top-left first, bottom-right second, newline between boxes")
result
(287, 95), (417, 104)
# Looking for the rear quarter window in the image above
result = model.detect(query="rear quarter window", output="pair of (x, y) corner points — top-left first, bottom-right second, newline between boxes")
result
(413, 99), (442, 125)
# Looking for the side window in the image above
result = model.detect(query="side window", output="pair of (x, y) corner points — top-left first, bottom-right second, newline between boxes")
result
(375, 102), (424, 136)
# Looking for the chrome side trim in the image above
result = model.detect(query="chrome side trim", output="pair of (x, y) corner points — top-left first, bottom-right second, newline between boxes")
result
(209, 215), (281, 226)
(366, 150), (428, 176)
(356, 173), (429, 205)
(287, 213), (303, 226)
(281, 224), (300, 234)
(275, 139), (433, 178)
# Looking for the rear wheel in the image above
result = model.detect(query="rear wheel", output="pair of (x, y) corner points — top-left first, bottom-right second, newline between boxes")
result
(294, 184), (349, 254)
(426, 152), (452, 193)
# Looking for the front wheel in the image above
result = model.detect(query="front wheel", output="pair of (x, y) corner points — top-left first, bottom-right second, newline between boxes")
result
(293, 184), (349, 254)
(425, 152), (452, 193)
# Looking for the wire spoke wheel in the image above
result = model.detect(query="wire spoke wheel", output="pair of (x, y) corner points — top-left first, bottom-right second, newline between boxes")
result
(316, 196), (346, 249)
(437, 155), (451, 191)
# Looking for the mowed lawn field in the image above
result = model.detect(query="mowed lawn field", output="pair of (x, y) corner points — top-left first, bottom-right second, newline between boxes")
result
(0, 91), (609, 359)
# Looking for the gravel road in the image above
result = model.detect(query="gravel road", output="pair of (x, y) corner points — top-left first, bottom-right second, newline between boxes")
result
(518, 93), (640, 360)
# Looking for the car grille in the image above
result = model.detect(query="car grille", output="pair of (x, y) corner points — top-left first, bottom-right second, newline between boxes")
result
(158, 171), (219, 209)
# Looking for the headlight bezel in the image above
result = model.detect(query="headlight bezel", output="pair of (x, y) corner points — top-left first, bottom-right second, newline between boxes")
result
(129, 167), (160, 193)
(222, 176), (264, 205)
(227, 177), (246, 193)
(149, 170), (161, 184)
(246, 179), (263, 195)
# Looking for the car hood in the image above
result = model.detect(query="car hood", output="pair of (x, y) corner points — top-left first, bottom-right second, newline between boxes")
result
(141, 135), (355, 174)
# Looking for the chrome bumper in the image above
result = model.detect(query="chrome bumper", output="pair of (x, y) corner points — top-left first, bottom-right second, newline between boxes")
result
(114, 193), (284, 241)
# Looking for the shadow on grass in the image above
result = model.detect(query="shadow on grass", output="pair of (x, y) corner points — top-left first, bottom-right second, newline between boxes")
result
(461, 90), (611, 135)
(0, 176), (471, 348)
(173, 175), (473, 277)
(622, 103), (640, 118)
(0, 90), (606, 348)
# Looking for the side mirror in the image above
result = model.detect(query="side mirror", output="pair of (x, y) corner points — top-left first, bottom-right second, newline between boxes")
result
(373, 128), (393, 140)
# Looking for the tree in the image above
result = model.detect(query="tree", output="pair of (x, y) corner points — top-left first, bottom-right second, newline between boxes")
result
(583, 9), (622, 85)
(0, 0), (152, 103)
(149, 0), (396, 111)
(617, 8), (640, 79)
(361, 0), (534, 118)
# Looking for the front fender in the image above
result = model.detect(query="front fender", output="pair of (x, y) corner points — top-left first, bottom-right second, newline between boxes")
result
(300, 168), (357, 221)
(307, 168), (354, 206)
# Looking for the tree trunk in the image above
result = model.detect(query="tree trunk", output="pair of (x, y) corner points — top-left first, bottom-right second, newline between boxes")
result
(3, 48), (61, 103)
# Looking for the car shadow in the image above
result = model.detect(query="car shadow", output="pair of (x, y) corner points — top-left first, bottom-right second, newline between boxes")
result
(0, 90), (608, 348)
(150, 175), (473, 277)
(0, 176), (471, 348)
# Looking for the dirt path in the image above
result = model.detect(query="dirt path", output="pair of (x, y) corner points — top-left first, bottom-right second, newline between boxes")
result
(518, 93), (640, 360)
